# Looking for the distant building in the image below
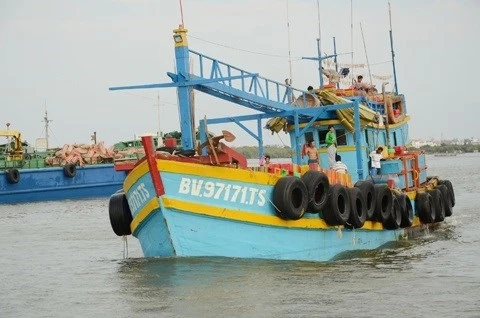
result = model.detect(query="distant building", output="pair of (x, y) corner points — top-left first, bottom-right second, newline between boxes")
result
(411, 139), (439, 148)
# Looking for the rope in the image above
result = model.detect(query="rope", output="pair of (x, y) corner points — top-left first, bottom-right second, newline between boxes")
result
(188, 34), (295, 59)
(122, 235), (129, 259)
(275, 133), (289, 147)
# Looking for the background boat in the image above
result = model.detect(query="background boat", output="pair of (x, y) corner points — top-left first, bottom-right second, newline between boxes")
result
(0, 113), (160, 204)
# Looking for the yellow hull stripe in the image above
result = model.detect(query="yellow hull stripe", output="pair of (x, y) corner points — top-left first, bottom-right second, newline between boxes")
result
(130, 197), (160, 234)
(124, 159), (280, 193)
(124, 160), (149, 193)
(129, 195), (424, 233)
(162, 197), (392, 230)
(163, 197), (330, 228)
(158, 160), (279, 185)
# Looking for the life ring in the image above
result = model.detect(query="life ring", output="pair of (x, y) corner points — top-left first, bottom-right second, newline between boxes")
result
(354, 180), (376, 220)
(385, 96), (406, 124)
(323, 184), (350, 226)
(436, 184), (452, 217)
(6, 168), (20, 184)
(383, 195), (402, 229)
(373, 185), (393, 222)
(428, 188), (445, 222)
(397, 193), (414, 228)
(415, 192), (435, 224)
(108, 191), (133, 236)
(301, 170), (330, 213)
(272, 176), (308, 220)
(346, 187), (366, 229)
(438, 179), (455, 208)
(63, 164), (77, 178)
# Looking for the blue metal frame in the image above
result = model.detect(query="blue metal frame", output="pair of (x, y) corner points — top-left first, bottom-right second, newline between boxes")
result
(109, 26), (366, 179)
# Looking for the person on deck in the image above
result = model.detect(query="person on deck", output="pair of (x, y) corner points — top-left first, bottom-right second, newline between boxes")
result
(369, 147), (384, 175)
(332, 154), (348, 174)
(304, 140), (319, 167)
(325, 125), (337, 168)
(264, 155), (271, 168)
(355, 75), (376, 94)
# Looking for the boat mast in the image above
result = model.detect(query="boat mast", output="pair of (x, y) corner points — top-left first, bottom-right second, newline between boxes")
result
(286, 0), (293, 84)
(316, 0), (323, 87)
(389, 2), (398, 94)
(178, 0), (185, 27)
(333, 37), (338, 88)
(42, 109), (52, 150)
(360, 23), (373, 85)
(302, 1), (337, 87)
(350, 0), (354, 81)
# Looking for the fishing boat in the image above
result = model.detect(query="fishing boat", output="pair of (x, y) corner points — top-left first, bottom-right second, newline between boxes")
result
(107, 17), (455, 261)
(0, 113), (153, 204)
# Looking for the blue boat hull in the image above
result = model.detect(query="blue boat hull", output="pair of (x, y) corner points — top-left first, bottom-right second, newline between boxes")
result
(121, 159), (425, 262)
(138, 204), (405, 261)
(0, 164), (126, 204)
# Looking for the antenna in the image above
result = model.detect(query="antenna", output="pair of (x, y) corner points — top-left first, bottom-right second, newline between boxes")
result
(42, 108), (52, 150)
(316, 0), (323, 87)
(388, 2), (399, 94)
(179, 0), (185, 27)
(155, 94), (163, 146)
(350, 0), (354, 81)
(360, 23), (373, 85)
(286, 0), (293, 84)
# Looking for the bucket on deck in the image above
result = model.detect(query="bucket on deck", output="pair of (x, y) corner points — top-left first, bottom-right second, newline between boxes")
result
(394, 146), (405, 155)
(387, 178), (395, 189)
(164, 137), (177, 148)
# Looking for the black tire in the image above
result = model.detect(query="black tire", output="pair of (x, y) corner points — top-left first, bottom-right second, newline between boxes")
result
(429, 188), (445, 222)
(438, 180), (455, 207)
(398, 194), (414, 228)
(63, 164), (77, 178)
(374, 185), (393, 222)
(384, 195), (402, 229)
(272, 176), (308, 220)
(346, 187), (367, 229)
(416, 192), (435, 224)
(109, 192), (133, 236)
(436, 184), (452, 217)
(6, 169), (20, 184)
(301, 170), (330, 213)
(323, 184), (350, 226)
(354, 180), (376, 220)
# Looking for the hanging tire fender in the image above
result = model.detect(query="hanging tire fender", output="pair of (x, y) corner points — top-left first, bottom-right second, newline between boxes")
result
(383, 195), (402, 229)
(346, 187), (367, 229)
(438, 180), (455, 208)
(397, 193), (414, 228)
(6, 168), (20, 184)
(374, 185), (393, 222)
(301, 170), (330, 213)
(436, 184), (452, 217)
(272, 176), (308, 220)
(428, 188), (445, 222)
(323, 184), (350, 226)
(109, 191), (133, 236)
(354, 180), (375, 220)
(63, 164), (77, 178)
(416, 192), (435, 224)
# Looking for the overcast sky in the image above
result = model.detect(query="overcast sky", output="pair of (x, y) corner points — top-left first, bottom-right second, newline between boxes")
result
(1, 0), (478, 148)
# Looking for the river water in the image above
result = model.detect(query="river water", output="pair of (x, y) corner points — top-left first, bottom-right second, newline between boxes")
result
(1, 154), (479, 317)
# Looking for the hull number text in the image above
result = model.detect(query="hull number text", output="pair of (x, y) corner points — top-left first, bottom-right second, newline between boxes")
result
(178, 177), (266, 206)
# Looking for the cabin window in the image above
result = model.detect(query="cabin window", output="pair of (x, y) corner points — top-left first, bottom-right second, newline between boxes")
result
(318, 128), (347, 146)
(393, 131), (398, 146)
(305, 132), (314, 143)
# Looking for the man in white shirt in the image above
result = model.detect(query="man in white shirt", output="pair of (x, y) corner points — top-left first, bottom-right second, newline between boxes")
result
(332, 154), (348, 174)
(369, 147), (384, 175)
